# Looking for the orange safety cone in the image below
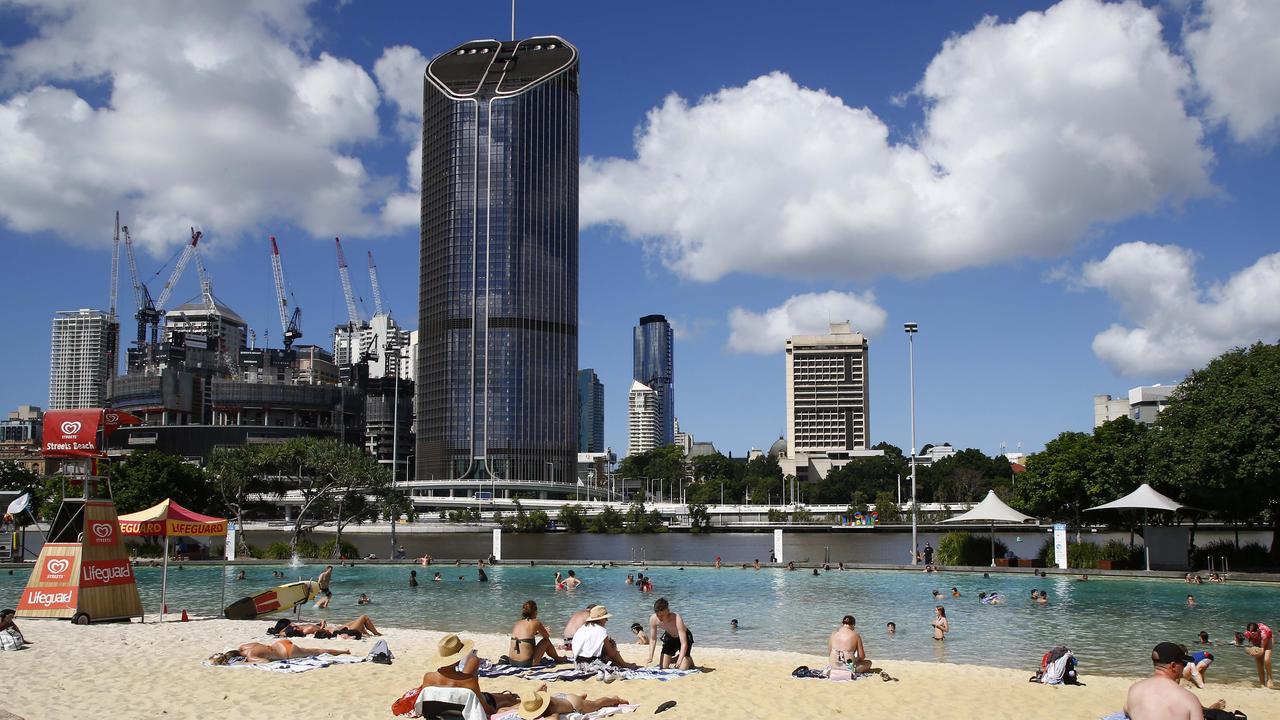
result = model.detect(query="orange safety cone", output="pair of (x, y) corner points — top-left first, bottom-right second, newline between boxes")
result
(163, 603), (168, 614)
(181, 609), (189, 622)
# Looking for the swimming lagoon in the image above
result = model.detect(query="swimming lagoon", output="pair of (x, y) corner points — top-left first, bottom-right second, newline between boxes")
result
(3, 563), (1272, 683)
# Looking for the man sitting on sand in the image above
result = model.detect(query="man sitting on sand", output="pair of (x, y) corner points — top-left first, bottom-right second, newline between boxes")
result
(513, 683), (630, 719)
(419, 634), (520, 716)
(1124, 642), (1228, 720)
(647, 597), (694, 670)
(828, 615), (871, 673)
(571, 606), (638, 669)
(562, 604), (596, 648)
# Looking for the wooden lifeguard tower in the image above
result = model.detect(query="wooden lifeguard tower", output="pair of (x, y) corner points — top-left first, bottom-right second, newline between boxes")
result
(16, 409), (143, 624)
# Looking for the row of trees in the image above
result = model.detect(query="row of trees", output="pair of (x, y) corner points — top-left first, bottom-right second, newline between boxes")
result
(0, 436), (398, 558)
(1014, 341), (1280, 557)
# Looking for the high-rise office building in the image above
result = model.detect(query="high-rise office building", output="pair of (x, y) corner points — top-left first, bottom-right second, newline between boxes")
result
(785, 321), (870, 457)
(628, 380), (659, 456)
(577, 369), (604, 453)
(418, 37), (580, 483)
(633, 314), (674, 447)
(48, 309), (119, 410)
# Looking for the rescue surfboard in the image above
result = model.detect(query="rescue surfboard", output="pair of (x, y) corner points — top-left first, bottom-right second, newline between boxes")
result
(223, 580), (318, 620)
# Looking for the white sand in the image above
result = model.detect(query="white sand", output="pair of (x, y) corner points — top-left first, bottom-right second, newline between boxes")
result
(5, 618), (1279, 719)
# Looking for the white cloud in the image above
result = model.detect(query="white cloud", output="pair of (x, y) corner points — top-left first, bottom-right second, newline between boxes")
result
(727, 291), (887, 355)
(667, 315), (715, 342)
(581, 0), (1212, 282)
(1081, 242), (1280, 375)
(1185, 0), (1280, 144)
(374, 45), (427, 137)
(0, 0), (415, 254)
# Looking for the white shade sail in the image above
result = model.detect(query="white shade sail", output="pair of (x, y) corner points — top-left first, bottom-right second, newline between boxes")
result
(941, 490), (1036, 524)
(1085, 483), (1184, 513)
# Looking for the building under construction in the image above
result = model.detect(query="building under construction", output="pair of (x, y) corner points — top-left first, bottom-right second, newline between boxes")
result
(104, 221), (365, 463)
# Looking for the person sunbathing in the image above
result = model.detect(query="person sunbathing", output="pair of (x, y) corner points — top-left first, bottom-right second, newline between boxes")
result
(272, 614), (382, 638)
(508, 600), (564, 667)
(208, 640), (350, 664)
(420, 634), (519, 716)
(513, 683), (630, 719)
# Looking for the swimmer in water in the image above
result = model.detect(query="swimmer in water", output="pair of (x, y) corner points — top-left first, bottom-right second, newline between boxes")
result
(886, 622), (896, 637)
(951, 587), (960, 598)
(730, 619), (739, 631)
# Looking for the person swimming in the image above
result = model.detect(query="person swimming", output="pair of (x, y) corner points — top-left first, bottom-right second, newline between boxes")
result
(951, 587), (960, 598)
(730, 619), (739, 631)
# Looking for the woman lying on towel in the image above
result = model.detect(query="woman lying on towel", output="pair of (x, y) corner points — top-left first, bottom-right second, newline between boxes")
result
(208, 640), (351, 664)
(270, 614), (383, 638)
(513, 684), (630, 720)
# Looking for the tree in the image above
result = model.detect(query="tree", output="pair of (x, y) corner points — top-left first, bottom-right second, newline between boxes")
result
(1013, 431), (1095, 532)
(0, 462), (46, 525)
(873, 490), (901, 523)
(1151, 342), (1280, 557)
(557, 504), (585, 533)
(107, 452), (220, 515)
(589, 505), (624, 533)
(687, 502), (711, 532)
(208, 446), (285, 558)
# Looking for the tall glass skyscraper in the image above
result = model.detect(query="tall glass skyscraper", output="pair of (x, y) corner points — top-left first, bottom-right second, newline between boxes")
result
(633, 315), (674, 447)
(418, 37), (579, 482)
(577, 369), (604, 453)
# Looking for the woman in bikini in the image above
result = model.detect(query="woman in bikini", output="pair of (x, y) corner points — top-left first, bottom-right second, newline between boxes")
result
(514, 683), (629, 719)
(931, 606), (949, 641)
(273, 614), (382, 638)
(208, 639), (350, 664)
(508, 600), (564, 667)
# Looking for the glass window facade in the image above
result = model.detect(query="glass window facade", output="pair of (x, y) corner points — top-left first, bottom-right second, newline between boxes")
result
(418, 38), (579, 482)
(633, 315), (674, 447)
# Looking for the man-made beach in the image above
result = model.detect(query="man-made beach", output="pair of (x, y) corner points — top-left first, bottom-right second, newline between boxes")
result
(5, 619), (1278, 719)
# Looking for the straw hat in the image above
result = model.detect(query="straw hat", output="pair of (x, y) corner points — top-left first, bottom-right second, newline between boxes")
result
(433, 633), (475, 668)
(586, 605), (612, 622)
(516, 687), (551, 720)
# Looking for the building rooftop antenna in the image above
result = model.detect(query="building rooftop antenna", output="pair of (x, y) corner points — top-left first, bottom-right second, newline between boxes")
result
(511, 0), (516, 41)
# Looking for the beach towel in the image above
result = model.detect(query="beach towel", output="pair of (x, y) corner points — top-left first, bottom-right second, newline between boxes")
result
(478, 657), (556, 678)
(615, 668), (700, 681)
(204, 653), (366, 673)
(1098, 713), (1128, 720)
(491, 704), (640, 720)
(414, 686), (486, 720)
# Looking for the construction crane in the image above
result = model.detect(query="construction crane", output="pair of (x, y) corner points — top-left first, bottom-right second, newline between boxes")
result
(121, 223), (160, 349)
(155, 228), (201, 313)
(109, 212), (121, 319)
(367, 250), (386, 317)
(270, 236), (303, 351)
(193, 237), (215, 312)
(334, 237), (362, 327)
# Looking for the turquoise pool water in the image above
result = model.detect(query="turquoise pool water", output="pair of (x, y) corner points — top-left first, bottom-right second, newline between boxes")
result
(3, 563), (1273, 683)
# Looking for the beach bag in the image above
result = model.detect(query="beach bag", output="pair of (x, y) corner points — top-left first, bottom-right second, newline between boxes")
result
(391, 685), (423, 716)
(0, 627), (23, 651)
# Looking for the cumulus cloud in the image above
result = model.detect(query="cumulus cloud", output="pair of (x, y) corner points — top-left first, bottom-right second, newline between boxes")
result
(581, 0), (1213, 282)
(0, 0), (415, 253)
(1080, 242), (1280, 375)
(727, 291), (887, 354)
(1185, 0), (1280, 144)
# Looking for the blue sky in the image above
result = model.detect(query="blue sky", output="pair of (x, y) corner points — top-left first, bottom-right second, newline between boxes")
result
(2, 0), (1278, 459)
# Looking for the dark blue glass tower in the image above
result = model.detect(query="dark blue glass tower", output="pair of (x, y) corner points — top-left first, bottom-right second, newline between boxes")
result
(633, 315), (674, 447)
(418, 37), (579, 482)
(577, 368), (604, 453)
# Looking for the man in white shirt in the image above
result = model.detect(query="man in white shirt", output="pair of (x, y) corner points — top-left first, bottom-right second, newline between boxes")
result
(570, 606), (635, 669)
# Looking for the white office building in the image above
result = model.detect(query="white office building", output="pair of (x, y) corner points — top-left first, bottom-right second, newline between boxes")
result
(1094, 384), (1179, 427)
(334, 314), (411, 379)
(48, 309), (119, 410)
(628, 380), (659, 456)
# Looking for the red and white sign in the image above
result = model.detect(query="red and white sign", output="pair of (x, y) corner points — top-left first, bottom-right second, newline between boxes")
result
(87, 521), (116, 545)
(80, 559), (135, 588)
(39, 555), (76, 583)
(41, 409), (102, 457)
(18, 586), (78, 611)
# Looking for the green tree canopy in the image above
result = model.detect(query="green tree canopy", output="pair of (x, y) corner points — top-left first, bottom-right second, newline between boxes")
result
(107, 452), (220, 515)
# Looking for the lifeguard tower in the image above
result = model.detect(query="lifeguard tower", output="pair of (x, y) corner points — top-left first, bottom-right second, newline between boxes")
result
(16, 409), (143, 624)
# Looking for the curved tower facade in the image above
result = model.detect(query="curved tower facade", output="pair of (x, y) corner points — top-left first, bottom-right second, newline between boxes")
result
(418, 37), (579, 482)
(633, 314), (674, 448)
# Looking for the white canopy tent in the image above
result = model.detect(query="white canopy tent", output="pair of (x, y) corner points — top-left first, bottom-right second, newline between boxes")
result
(941, 490), (1037, 567)
(1085, 483), (1186, 571)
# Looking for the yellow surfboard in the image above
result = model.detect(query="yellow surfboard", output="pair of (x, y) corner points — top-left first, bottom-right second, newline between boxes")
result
(224, 580), (318, 620)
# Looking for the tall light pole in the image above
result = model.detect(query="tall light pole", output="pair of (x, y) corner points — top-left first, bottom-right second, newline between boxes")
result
(904, 322), (919, 565)
(390, 372), (400, 559)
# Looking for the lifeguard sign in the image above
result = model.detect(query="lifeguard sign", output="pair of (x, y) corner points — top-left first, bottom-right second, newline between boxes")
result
(18, 409), (144, 624)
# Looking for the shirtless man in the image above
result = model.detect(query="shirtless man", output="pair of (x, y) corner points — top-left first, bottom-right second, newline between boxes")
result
(828, 615), (871, 673)
(1124, 642), (1227, 720)
(563, 570), (581, 589)
(562, 604), (597, 648)
(420, 634), (519, 716)
(209, 639), (349, 664)
(315, 565), (333, 608)
(646, 597), (694, 670)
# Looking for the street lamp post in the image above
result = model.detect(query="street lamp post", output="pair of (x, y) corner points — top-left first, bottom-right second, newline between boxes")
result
(390, 373), (400, 559)
(905, 322), (919, 565)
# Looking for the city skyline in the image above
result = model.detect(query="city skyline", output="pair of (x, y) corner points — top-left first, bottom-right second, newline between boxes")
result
(2, 2), (1279, 460)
